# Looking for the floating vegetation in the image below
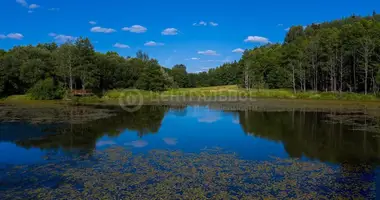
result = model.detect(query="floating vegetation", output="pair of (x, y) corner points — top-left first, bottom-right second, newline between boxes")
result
(0, 103), (115, 124)
(1, 147), (376, 199)
(326, 112), (380, 133)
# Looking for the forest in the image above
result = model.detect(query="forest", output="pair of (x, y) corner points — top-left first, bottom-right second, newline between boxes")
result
(1, 12), (380, 100)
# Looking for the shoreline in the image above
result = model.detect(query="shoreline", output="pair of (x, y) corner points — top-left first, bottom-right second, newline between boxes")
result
(2, 96), (380, 112)
(2, 97), (380, 133)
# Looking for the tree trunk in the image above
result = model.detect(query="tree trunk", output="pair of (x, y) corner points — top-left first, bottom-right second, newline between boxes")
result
(340, 51), (343, 93)
(69, 55), (73, 92)
(303, 69), (306, 92)
(312, 58), (317, 91)
(244, 64), (249, 90)
(364, 51), (368, 95)
(330, 59), (334, 92)
(292, 64), (296, 94)
(353, 50), (356, 92)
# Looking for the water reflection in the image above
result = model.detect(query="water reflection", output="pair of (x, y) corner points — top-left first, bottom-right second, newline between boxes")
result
(238, 110), (380, 164)
(1, 105), (379, 199)
(1, 105), (380, 166)
(6, 106), (168, 152)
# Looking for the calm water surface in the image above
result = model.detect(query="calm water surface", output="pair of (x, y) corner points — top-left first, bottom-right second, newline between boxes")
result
(1, 105), (379, 199)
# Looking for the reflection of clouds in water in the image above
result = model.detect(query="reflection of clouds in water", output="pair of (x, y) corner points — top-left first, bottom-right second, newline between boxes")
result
(96, 140), (116, 147)
(124, 140), (148, 148)
(188, 107), (222, 124)
(232, 118), (240, 124)
(163, 138), (178, 145)
(198, 115), (221, 123)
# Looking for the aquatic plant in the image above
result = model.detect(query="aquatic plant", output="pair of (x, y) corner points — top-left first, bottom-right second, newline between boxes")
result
(2, 147), (375, 199)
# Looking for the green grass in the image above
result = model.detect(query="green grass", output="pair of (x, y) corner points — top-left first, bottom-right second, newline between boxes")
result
(3, 85), (379, 104)
(103, 86), (379, 101)
(3, 94), (32, 101)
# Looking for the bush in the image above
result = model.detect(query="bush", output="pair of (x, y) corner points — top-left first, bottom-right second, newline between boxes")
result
(28, 78), (64, 100)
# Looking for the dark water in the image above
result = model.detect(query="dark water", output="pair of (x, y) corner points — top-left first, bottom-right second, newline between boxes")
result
(1, 105), (380, 199)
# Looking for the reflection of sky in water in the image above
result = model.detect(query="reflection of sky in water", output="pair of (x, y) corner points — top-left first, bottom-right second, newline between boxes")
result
(96, 106), (287, 160)
(1, 105), (379, 198)
(0, 142), (46, 164)
(4, 106), (362, 165)
(163, 138), (178, 145)
(96, 140), (116, 147)
(124, 140), (148, 148)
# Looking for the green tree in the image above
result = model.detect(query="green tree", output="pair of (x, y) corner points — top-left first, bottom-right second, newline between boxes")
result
(170, 64), (189, 88)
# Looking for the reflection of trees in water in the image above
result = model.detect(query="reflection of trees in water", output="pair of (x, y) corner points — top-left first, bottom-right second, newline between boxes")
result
(8, 105), (380, 166)
(16, 106), (169, 151)
(238, 110), (380, 165)
(237, 109), (379, 193)
(169, 105), (187, 117)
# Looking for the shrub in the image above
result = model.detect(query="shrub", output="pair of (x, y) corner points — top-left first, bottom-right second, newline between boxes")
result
(28, 78), (64, 100)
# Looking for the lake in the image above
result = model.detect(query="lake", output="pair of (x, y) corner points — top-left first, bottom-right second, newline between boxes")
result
(1, 103), (379, 199)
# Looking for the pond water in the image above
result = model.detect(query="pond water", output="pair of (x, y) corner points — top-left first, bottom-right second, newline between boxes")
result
(1, 105), (380, 199)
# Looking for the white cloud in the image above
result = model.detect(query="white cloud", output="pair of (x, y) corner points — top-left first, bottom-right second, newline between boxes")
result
(122, 25), (147, 33)
(16, 0), (28, 7)
(49, 33), (76, 43)
(232, 48), (244, 53)
(199, 21), (207, 26)
(209, 22), (218, 26)
(28, 10), (33, 14)
(90, 26), (116, 33)
(193, 21), (218, 27)
(201, 60), (227, 63)
(29, 4), (39, 9)
(1, 33), (24, 40)
(200, 57), (231, 63)
(197, 50), (219, 56)
(113, 43), (130, 48)
(277, 24), (283, 27)
(89, 21), (97, 25)
(162, 28), (178, 35)
(186, 57), (200, 61)
(244, 36), (270, 43)
(193, 21), (207, 26)
(48, 8), (60, 11)
(144, 41), (164, 46)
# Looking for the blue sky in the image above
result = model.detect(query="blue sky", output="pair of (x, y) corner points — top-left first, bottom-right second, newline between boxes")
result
(1, 0), (379, 72)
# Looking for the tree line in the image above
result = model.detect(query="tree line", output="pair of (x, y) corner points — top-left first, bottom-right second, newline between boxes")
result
(209, 12), (380, 94)
(1, 12), (380, 99)
(0, 39), (183, 99)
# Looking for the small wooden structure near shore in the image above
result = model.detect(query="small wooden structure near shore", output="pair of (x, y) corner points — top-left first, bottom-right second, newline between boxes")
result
(71, 89), (93, 96)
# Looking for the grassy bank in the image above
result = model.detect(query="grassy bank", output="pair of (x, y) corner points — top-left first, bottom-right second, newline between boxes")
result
(2, 85), (380, 104)
(103, 85), (379, 101)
